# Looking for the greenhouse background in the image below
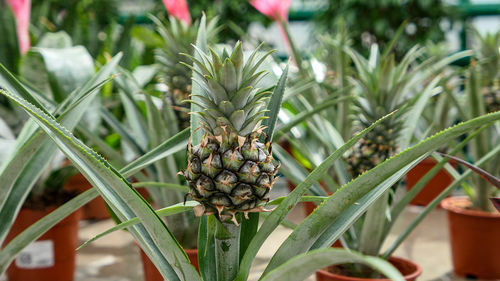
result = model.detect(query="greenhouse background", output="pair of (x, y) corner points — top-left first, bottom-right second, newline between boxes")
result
(0, 0), (499, 281)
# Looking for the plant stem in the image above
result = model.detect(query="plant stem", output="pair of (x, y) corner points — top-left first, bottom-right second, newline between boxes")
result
(215, 220), (241, 281)
(358, 191), (389, 256)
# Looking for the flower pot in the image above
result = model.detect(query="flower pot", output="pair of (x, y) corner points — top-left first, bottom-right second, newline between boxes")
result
(63, 173), (110, 220)
(316, 256), (422, 281)
(138, 245), (198, 280)
(405, 157), (454, 206)
(441, 196), (500, 279)
(5, 207), (82, 281)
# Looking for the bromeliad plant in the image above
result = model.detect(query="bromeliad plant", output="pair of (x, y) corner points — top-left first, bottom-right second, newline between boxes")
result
(450, 59), (500, 212)
(275, 28), (475, 276)
(153, 14), (219, 129)
(2, 18), (500, 281)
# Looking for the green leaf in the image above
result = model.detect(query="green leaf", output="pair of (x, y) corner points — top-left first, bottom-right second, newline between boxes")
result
(260, 248), (404, 281)
(77, 201), (198, 250)
(0, 88), (201, 281)
(389, 127), (486, 223)
(120, 128), (189, 177)
(309, 156), (424, 251)
(264, 111), (500, 273)
(115, 70), (149, 150)
(273, 145), (327, 196)
(239, 212), (259, 262)
(20, 46), (94, 103)
(400, 76), (441, 148)
(235, 112), (396, 281)
(0, 125), (191, 273)
(261, 65), (288, 142)
(191, 15), (208, 145)
(198, 215), (217, 281)
(0, 54), (121, 245)
(275, 95), (352, 140)
(0, 5), (19, 73)
(382, 141), (500, 258)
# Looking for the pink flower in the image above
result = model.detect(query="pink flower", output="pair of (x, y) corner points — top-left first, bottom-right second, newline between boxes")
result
(6, 0), (31, 55)
(249, 0), (291, 22)
(162, 0), (192, 26)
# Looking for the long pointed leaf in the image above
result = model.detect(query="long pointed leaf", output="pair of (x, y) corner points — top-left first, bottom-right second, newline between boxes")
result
(260, 248), (404, 281)
(0, 126), (189, 273)
(0, 88), (201, 281)
(264, 111), (500, 274)
(235, 112), (396, 281)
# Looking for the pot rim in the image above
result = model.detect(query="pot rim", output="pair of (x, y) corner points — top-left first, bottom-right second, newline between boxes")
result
(441, 196), (500, 218)
(316, 256), (422, 281)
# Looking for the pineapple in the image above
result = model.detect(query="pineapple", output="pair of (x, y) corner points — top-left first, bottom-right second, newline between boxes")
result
(154, 16), (218, 128)
(482, 84), (500, 113)
(180, 42), (279, 224)
(344, 44), (418, 178)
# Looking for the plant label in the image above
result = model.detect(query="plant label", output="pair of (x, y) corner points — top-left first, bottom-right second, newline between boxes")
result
(15, 240), (54, 269)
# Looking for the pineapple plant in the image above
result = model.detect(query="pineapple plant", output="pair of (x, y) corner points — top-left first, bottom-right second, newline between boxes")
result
(154, 16), (219, 129)
(180, 42), (279, 223)
(473, 29), (500, 113)
(344, 45), (408, 178)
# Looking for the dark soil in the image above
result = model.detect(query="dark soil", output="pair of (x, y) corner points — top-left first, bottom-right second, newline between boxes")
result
(326, 263), (385, 279)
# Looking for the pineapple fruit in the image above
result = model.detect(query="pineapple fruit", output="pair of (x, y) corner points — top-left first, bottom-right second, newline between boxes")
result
(344, 45), (414, 178)
(180, 42), (279, 224)
(482, 84), (500, 113)
(154, 16), (218, 128)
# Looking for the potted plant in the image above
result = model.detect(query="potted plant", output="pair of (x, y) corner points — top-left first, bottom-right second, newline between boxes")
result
(276, 24), (471, 279)
(405, 71), (462, 206)
(95, 3), (220, 278)
(0, 27), (122, 279)
(4, 165), (82, 281)
(437, 32), (500, 278)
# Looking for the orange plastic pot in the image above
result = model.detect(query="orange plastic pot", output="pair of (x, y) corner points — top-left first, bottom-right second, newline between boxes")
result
(441, 197), (500, 279)
(316, 256), (422, 281)
(63, 173), (110, 220)
(405, 158), (454, 206)
(138, 246), (198, 280)
(5, 207), (82, 281)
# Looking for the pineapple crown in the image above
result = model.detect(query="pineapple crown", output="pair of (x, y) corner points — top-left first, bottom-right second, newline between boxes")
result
(152, 15), (219, 89)
(184, 42), (274, 137)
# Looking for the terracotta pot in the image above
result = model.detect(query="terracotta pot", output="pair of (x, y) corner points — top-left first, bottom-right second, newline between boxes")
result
(63, 173), (110, 220)
(441, 196), (500, 279)
(316, 256), (422, 281)
(405, 157), (454, 206)
(5, 207), (82, 281)
(138, 246), (198, 280)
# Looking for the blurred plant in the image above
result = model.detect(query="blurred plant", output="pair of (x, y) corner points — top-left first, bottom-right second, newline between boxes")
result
(315, 0), (455, 58)
(274, 28), (472, 277)
(188, 0), (270, 42)
(151, 15), (219, 129)
(0, 0), (22, 73)
(30, 0), (119, 57)
(162, 0), (191, 25)
(0, 47), (121, 277)
(471, 28), (500, 113)
(451, 61), (500, 212)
